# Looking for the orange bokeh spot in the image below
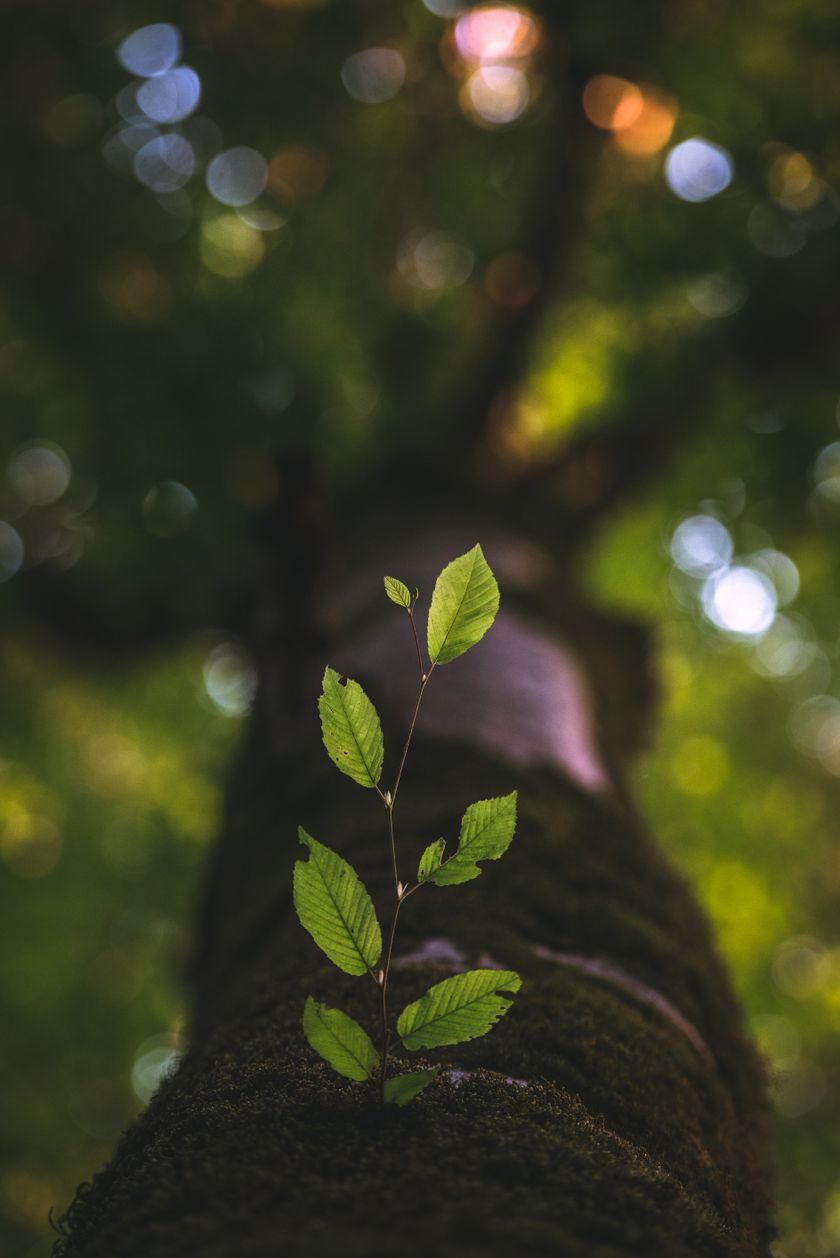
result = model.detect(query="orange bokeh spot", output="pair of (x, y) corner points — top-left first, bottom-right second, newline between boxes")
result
(582, 75), (644, 132)
(612, 85), (678, 157)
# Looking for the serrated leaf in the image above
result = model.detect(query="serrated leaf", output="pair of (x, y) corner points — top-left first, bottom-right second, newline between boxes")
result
(384, 1068), (439, 1105)
(431, 792), (517, 886)
(293, 829), (382, 975)
(384, 576), (412, 608)
(397, 969), (522, 1050)
(427, 544), (499, 665)
(302, 996), (378, 1082)
(318, 666), (384, 789)
(417, 838), (445, 882)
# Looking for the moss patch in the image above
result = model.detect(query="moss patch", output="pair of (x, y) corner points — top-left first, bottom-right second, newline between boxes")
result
(55, 736), (773, 1256)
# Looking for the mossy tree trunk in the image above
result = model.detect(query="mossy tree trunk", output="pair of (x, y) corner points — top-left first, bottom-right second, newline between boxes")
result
(54, 511), (774, 1258)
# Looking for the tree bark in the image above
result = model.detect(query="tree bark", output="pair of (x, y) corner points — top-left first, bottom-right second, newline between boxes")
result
(53, 518), (774, 1258)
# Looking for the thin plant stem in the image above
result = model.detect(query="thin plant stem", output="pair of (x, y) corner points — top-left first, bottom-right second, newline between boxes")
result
(407, 607), (426, 683)
(378, 892), (404, 1100)
(391, 662), (435, 809)
(377, 619), (438, 1096)
(387, 804), (399, 896)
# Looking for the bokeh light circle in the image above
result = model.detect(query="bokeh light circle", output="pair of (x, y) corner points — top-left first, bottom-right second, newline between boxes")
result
(612, 86), (677, 156)
(466, 66), (529, 126)
(454, 5), (539, 63)
(200, 215), (265, 278)
(117, 24), (182, 78)
(701, 565), (777, 636)
(202, 643), (258, 717)
(670, 514), (733, 577)
(134, 134), (195, 193)
(132, 1033), (182, 1105)
(0, 521), (24, 582)
(416, 233), (472, 288)
(582, 76), (644, 131)
(753, 615), (815, 679)
(7, 442), (71, 506)
(665, 138), (734, 202)
(813, 442), (840, 502)
(340, 49), (406, 104)
(686, 273), (747, 318)
(422, 0), (465, 13)
(136, 67), (201, 124)
(142, 481), (197, 536)
(206, 147), (268, 207)
(750, 548), (800, 606)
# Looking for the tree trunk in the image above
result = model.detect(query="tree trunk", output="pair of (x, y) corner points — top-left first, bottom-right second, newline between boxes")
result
(53, 519), (775, 1258)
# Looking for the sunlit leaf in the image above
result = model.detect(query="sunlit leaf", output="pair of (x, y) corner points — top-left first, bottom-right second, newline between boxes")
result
(397, 969), (521, 1050)
(429, 860), (481, 886)
(383, 1067), (439, 1105)
(318, 666), (384, 789)
(431, 792), (517, 886)
(302, 996), (378, 1081)
(427, 545), (499, 665)
(293, 829), (382, 975)
(384, 576), (412, 608)
(417, 838), (445, 882)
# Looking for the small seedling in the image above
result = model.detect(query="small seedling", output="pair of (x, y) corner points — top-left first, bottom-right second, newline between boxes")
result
(293, 544), (520, 1104)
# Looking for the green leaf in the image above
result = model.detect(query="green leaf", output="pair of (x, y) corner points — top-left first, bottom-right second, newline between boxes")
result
(384, 1068), (439, 1105)
(427, 544), (499, 665)
(318, 666), (384, 789)
(397, 969), (522, 1050)
(417, 838), (445, 882)
(431, 792), (517, 886)
(384, 576), (412, 608)
(293, 829), (382, 975)
(302, 996), (378, 1082)
(429, 861), (481, 886)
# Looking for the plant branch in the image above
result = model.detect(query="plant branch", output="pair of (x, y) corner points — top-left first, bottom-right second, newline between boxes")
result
(407, 607), (426, 684)
(391, 663), (435, 810)
(378, 891), (405, 1100)
(377, 620), (438, 1094)
(386, 804), (399, 896)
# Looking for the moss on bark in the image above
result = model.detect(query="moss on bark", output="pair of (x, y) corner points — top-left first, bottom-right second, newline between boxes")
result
(54, 728), (773, 1256)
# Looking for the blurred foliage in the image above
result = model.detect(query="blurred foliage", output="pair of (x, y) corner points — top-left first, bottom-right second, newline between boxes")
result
(587, 384), (840, 1257)
(2, 0), (840, 1255)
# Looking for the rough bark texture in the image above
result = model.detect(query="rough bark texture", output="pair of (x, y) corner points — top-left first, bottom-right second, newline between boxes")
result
(53, 530), (775, 1257)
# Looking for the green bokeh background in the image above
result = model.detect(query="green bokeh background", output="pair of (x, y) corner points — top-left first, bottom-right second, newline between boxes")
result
(2, 1), (840, 1254)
